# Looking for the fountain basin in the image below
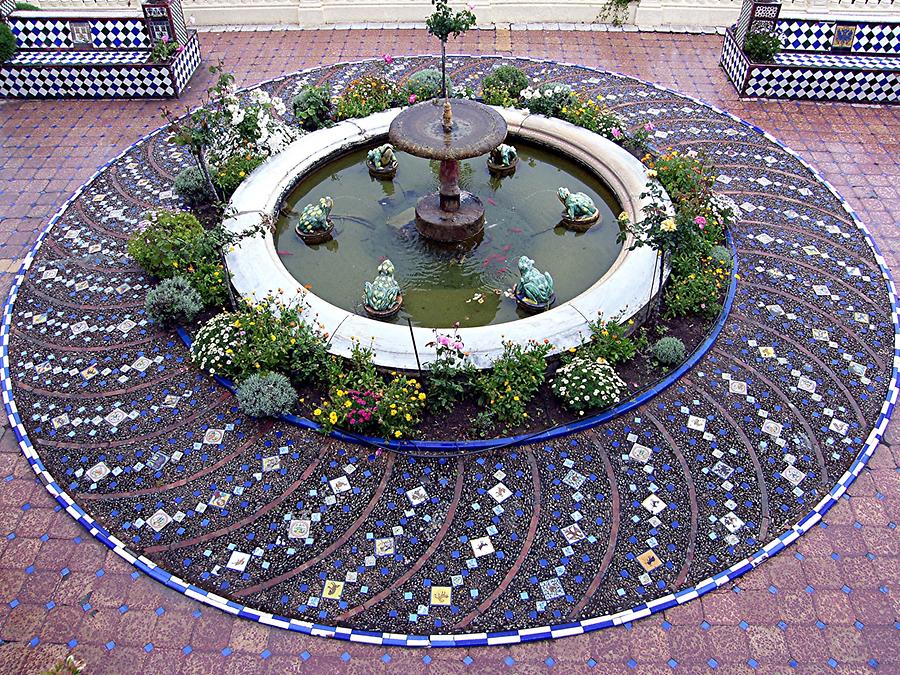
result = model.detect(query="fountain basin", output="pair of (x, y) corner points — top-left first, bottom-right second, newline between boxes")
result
(224, 107), (669, 369)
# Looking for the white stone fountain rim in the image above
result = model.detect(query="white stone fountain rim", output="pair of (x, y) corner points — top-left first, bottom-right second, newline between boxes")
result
(224, 106), (667, 370)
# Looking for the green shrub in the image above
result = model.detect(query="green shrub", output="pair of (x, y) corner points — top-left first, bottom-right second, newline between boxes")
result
(174, 166), (212, 207)
(744, 31), (782, 63)
(403, 68), (452, 102)
(651, 336), (686, 367)
(520, 83), (576, 118)
(291, 84), (333, 131)
(481, 64), (528, 106)
(584, 318), (637, 364)
(476, 340), (552, 428)
(236, 372), (298, 418)
(127, 210), (227, 307)
(145, 276), (203, 326)
(334, 76), (397, 120)
(551, 356), (628, 413)
(212, 153), (264, 199)
(15, 2), (41, 9)
(425, 330), (475, 413)
(709, 245), (732, 266)
(0, 24), (17, 64)
(664, 255), (730, 319)
(190, 296), (329, 384)
(128, 210), (204, 278)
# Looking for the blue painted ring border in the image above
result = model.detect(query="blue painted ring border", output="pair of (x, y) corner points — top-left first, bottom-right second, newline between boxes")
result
(1, 54), (897, 648)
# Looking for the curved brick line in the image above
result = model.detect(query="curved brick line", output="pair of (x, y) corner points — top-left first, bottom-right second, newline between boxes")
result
(736, 218), (881, 273)
(452, 446), (541, 630)
(737, 247), (881, 308)
(710, 347), (830, 487)
(567, 430), (621, 619)
(665, 138), (821, 172)
(719, 188), (854, 226)
(739, 281), (884, 368)
(732, 314), (868, 430)
(646, 411), (700, 589)
(0, 55), (895, 648)
(77, 421), (268, 502)
(10, 326), (162, 354)
(109, 164), (174, 214)
(144, 436), (325, 553)
(24, 283), (146, 312)
(35, 390), (232, 451)
(232, 453), (397, 597)
(69, 200), (133, 241)
(708, 162), (823, 187)
(41, 239), (133, 275)
(337, 457), (466, 621)
(14, 365), (188, 400)
(146, 140), (182, 182)
(688, 379), (772, 543)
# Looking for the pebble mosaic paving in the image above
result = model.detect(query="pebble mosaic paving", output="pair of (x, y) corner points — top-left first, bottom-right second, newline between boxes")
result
(0, 29), (898, 673)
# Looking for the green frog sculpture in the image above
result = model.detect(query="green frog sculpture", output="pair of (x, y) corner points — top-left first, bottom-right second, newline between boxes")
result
(364, 259), (403, 318)
(366, 143), (398, 179)
(487, 143), (518, 175)
(557, 186), (600, 230)
(515, 255), (555, 312)
(294, 196), (335, 243)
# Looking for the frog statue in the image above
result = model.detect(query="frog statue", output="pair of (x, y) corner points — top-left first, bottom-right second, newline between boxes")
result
(364, 259), (401, 312)
(515, 256), (554, 305)
(366, 143), (397, 170)
(296, 196), (334, 234)
(489, 143), (517, 167)
(557, 186), (598, 221)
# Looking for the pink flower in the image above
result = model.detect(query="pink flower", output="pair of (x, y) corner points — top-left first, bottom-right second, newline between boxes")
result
(161, 35), (170, 43)
(382, 54), (393, 64)
(452, 341), (464, 351)
(438, 335), (451, 347)
(408, 94), (417, 104)
(644, 122), (655, 132)
(694, 215), (707, 229)
(611, 127), (622, 139)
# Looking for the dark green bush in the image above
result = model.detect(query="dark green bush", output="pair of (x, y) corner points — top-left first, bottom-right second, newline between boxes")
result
(0, 24), (17, 64)
(15, 2), (41, 9)
(481, 64), (528, 106)
(174, 166), (213, 207)
(291, 84), (333, 131)
(744, 31), (782, 63)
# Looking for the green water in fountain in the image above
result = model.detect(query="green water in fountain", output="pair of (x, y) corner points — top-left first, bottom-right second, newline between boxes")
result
(275, 140), (623, 328)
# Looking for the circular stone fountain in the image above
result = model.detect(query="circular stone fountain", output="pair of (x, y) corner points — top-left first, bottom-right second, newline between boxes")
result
(389, 99), (507, 242)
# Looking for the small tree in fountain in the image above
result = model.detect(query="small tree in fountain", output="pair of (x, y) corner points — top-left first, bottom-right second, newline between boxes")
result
(426, 0), (476, 99)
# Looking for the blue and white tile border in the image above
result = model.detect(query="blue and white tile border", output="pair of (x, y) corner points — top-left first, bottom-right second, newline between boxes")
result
(2, 55), (898, 647)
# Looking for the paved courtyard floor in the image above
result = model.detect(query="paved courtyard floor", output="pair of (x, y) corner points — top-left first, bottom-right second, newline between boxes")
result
(0, 28), (898, 674)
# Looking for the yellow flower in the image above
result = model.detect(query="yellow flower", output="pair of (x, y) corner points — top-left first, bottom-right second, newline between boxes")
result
(329, 411), (338, 424)
(405, 413), (412, 421)
(344, 400), (352, 408)
(313, 408), (322, 416)
(394, 430), (402, 438)
(660, 218), (677, 232)
(418, 393), (426, 400)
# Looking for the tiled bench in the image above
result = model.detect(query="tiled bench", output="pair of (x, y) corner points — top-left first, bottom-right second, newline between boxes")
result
(0, 0), (201, 99)
(721, 0), (899, 104)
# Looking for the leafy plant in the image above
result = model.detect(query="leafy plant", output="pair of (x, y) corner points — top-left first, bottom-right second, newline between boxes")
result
(314, 343), (426, 439)
(145, 276), (203, 326)
(709, 244), (732, 266)
(291, 84), (333, 131)
(481, 64), (528, 106)
(174, 166), (213, 207)
(744, 31), (782, 63)
(0, 24), (17, 64)
(551, 356), (627, 413)
(150, 36), (182, 62)
(664, 256), (730, 319)
(520, 83), (576, 118)
(583, 317), (637, 364)
(425, 327), (475, 413)
(476, 340), (552, 428)
(190, 296), (329, 384)
(15, 2), (41, 9)
(212, 152), (264, 199)
(651, 336), (686, 367)
(403, 68), (452, 103)
(334, 76), (398, 120)
(237, 372), (298, 417)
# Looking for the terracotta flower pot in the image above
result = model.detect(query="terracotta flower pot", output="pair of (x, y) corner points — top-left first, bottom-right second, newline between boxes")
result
(560, 210), (600, 232)
(486, 156), (517, 176)
(295, 219), (334, 244)
(364, 294), (403, 320)
(366, 159), (398, 180)
(515, 289), (555, 314)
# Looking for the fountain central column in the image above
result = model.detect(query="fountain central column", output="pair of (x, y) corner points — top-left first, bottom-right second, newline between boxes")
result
(388, 98), (508, 243)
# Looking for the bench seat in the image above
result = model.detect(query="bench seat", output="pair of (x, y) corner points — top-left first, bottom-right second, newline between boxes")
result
(9, 50), (150, 66)
(773, 52), (900, 72)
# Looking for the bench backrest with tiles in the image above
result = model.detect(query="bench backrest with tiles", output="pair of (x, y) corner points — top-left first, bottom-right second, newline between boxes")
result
(721, 0), (898, 104)
(0, 0), (201, 99)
